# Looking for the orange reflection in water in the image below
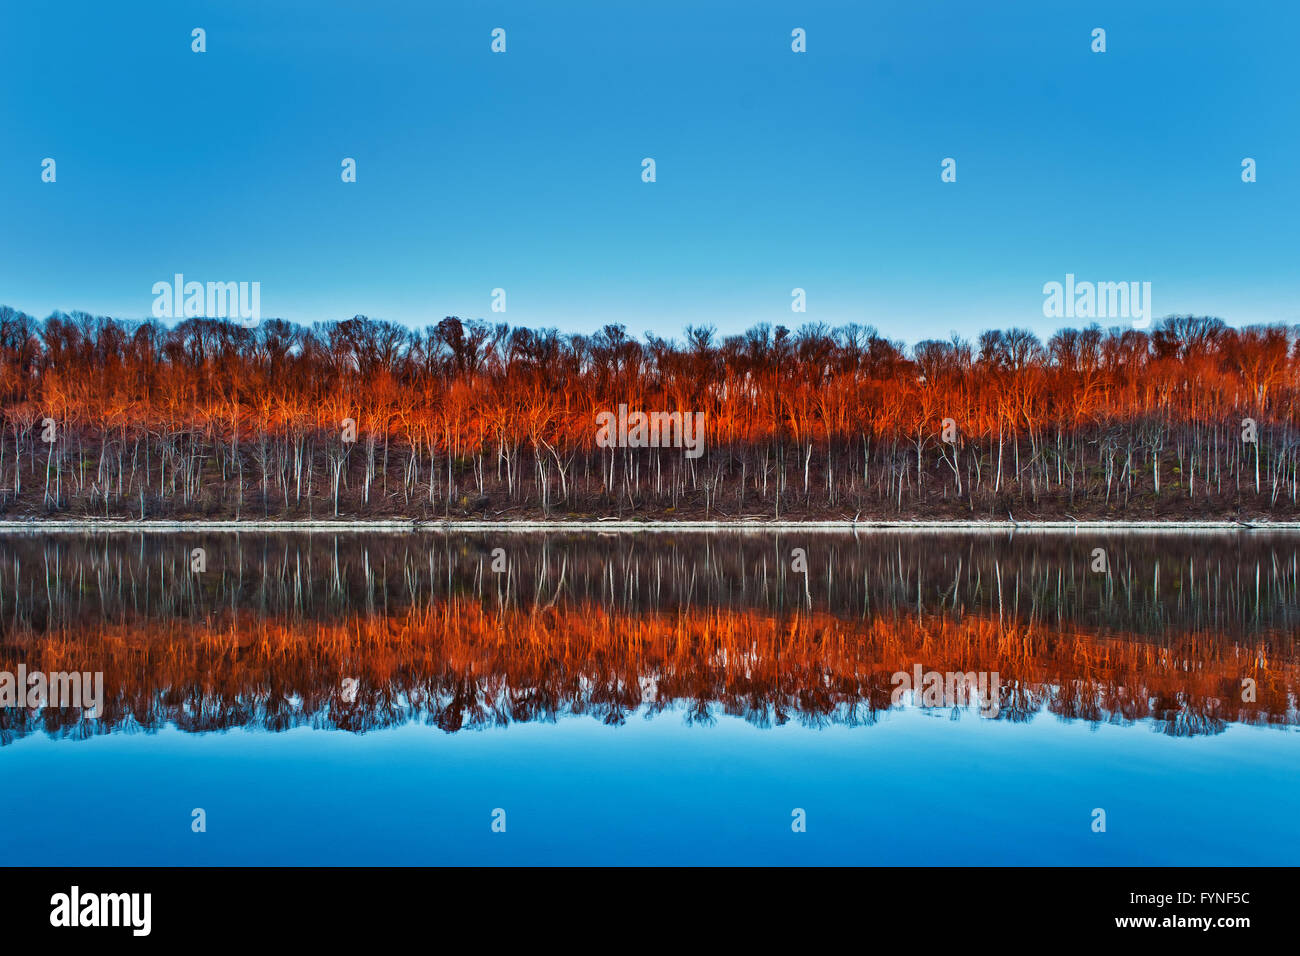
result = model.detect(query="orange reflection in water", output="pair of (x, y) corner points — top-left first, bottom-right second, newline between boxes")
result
(2, 601), (1294, 743)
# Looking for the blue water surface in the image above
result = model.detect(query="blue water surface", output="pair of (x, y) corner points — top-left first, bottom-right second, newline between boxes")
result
(2, 706), (1295, 866)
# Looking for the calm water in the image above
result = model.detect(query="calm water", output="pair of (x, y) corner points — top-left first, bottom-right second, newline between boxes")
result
(1, 532), (1297, 865)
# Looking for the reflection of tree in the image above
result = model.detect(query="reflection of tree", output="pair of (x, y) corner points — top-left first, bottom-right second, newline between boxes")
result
(3, 532), (1300, 642)
(2, 533), (1297, 744)
(1, 599), (1293, 746)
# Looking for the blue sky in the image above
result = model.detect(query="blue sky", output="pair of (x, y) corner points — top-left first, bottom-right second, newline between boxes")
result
(2, 0), (1297, 344)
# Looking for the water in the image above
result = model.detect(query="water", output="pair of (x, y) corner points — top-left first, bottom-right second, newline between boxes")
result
(1, 532), (1297, 865)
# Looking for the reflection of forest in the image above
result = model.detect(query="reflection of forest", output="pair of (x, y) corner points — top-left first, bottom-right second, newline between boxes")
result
(1, 533), (1296, 743)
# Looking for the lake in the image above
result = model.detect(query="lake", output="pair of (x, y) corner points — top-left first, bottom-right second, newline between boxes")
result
(1, 531), (1296, 865)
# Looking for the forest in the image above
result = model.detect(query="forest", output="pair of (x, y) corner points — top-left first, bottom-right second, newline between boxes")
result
(0, 305), (1297, 520)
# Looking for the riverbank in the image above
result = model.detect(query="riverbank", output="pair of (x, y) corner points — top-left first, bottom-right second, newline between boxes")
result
(0, 517), (1298, 533)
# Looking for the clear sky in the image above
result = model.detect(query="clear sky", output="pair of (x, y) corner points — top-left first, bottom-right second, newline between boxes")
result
(2, 0), (1297, 345)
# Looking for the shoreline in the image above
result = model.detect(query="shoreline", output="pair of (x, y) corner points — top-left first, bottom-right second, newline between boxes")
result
(0, 518), (1296, 534)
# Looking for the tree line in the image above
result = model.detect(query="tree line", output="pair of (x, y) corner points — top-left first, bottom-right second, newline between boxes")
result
(1, 305), (1297, 519)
